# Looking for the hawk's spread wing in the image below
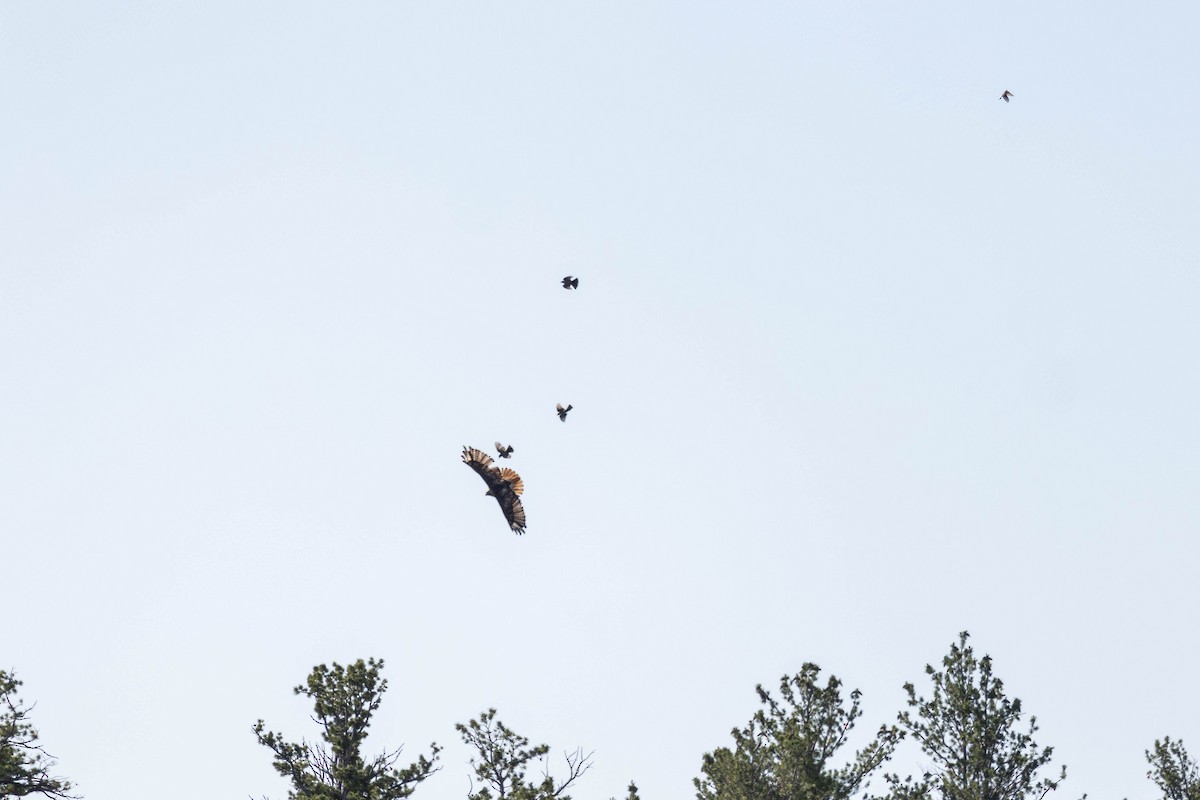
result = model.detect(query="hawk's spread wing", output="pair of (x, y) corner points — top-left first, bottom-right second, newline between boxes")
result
(463, 446), (496, 476)
(504, 495), (527, 533)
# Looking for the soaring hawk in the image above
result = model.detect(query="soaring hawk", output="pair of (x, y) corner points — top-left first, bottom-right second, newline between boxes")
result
(462, 446), (526, 535)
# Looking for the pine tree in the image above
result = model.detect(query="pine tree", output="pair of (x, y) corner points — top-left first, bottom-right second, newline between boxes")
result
(1146, 737), (1200, 800)
(695, 662), (901, 800)
(253, 658), (440, 800)
(0, 670), (74, 800)
(892, 632), (1071, 800)
(456, 708), (593, 800)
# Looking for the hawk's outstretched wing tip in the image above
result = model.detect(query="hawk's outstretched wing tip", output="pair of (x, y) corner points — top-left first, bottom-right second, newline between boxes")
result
(507, 496), (527, 534)
(462, 445), (496, 471)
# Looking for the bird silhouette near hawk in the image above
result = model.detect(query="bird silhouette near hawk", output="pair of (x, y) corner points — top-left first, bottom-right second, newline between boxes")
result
(1000, 90), (1014, 102)
(462, 446), (526, 535)
(562, 276), (579, 289)
(495, 442), (514, 458)
(556, 403), (573, 422)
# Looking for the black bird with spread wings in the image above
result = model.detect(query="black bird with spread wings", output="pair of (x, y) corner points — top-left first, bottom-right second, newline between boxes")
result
(462, 446), (526, 534)
(562, 276), (579, 289)
(495, 442), (514, 458)
(1000, 90), (1014, 102)
(556, 403), (573, 422)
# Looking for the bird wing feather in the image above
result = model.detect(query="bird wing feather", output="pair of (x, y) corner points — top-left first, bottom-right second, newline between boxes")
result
(463, 446), (499, 482)
(502, 495), (527, 534)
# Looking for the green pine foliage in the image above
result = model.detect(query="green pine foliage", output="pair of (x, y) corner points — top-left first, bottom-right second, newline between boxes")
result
(253, 658), (440, 800)
(455, 708), (593, 800)
(694, 662), (902, 800)
(891, 632), (1071, 800)
(224, 637), (1200, 800)
(0, 670), (74, 800)
(1146, 737), (1200, 800)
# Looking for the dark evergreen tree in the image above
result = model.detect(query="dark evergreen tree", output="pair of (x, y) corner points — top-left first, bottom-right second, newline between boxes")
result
(891, 632), (1071, 800)
(694, 662), (901, 800)
(253, 658), (440, 800)
(0, 670), (74, 800)
(455, 708), (593, 800)
(1146, 737), (1200, 800)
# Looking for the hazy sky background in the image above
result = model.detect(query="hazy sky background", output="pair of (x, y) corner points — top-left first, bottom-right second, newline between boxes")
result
(3, 3), (1198, 799)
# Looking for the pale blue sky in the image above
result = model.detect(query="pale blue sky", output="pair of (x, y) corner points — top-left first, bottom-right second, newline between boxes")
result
(3, 3), (1198, 799)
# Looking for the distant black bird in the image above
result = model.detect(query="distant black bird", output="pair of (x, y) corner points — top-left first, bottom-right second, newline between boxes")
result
(1000, 90), (1014, 103)
(495, 441), (514, 459)
(556, 403), (573, 422)
(462, 446), (526, 535)
(562, 276), (579, 290)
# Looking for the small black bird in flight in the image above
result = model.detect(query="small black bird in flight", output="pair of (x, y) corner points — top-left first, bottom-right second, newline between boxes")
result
(556, 403), (573, 422)
(1000, 90), (1014, 103)
(562, 276), (579, 289)
(495, 442), (514, 458)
